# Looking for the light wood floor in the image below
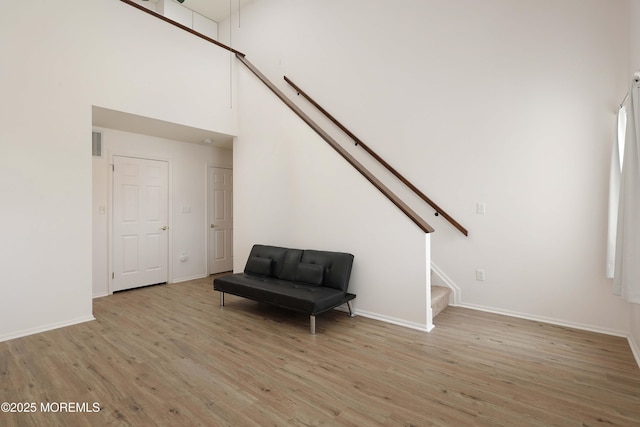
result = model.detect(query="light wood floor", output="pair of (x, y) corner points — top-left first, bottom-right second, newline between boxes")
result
(1, 275), (639, 426)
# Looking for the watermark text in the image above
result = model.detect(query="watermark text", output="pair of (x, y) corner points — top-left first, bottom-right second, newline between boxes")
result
(1, 402), (101, 413)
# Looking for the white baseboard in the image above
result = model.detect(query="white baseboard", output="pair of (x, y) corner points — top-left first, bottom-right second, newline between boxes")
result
(628, 334), (640, 368)
(93, 292), (109, 299)
(0, 315), (96, 343)
(460, 303), (639, 369)
(172, 274), (208, 284)
(354, 309), (433, 333)
(430, 264), (638, 368)
(458, 302), (629, 338)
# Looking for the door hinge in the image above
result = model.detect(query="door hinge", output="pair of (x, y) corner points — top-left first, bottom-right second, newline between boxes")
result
(112, 272), (114, 279)
(111, 164), (114, 172)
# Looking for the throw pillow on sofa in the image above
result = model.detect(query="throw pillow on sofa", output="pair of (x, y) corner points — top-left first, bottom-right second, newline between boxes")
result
(245, 256), (272, 276)
(294, 263), (324, 286)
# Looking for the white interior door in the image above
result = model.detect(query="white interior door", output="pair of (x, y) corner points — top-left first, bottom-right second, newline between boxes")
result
(208, 167), (233, 274)
(112, 156), (169, 292)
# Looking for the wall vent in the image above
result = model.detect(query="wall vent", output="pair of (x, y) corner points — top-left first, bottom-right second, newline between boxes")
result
(92, 131), (102, 157)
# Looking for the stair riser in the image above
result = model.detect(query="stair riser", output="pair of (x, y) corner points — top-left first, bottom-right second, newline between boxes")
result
(431, 286), (451, 318)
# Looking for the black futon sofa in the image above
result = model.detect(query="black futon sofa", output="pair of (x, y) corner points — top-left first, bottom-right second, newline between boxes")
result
(213, 244), (356, 334)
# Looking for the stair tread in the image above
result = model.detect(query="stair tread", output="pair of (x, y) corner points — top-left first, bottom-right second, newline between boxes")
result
(431, 285), (451, 319)
(431, 285), (451, 299)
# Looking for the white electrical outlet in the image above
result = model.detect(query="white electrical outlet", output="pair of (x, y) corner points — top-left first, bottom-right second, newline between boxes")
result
(476, 269), (486, 281)
(476, 202), (486, 215)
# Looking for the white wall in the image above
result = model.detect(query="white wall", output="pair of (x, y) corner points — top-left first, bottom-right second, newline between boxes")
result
(235, 66), (430, 328)
(92, 128), (232, 297)
(226, 0), (631, 334)
(1, 0), (634, 342)
(0, 0), (236, 341)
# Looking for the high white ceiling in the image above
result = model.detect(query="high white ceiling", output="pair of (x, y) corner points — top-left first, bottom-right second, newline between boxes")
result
(148, 0), (254, 23)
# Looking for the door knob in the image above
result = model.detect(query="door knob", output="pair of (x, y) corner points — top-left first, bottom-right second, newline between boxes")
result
(161, 226), (168, 231)
(210, 224), (217, 228)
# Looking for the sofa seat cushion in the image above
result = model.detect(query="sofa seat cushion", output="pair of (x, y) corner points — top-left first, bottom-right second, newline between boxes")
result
(214, 273), (348, 315)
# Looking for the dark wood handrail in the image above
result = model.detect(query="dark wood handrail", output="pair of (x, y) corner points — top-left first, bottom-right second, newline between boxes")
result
(238, 55), (434, 234)
(283, 76), (468, 237)
(119, 0), (245, 57)
(117, 0), (435, 234)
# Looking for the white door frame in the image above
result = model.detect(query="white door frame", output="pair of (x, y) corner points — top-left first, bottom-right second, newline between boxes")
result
(206, 163), (233, 275)
(108, 151), (173, 294)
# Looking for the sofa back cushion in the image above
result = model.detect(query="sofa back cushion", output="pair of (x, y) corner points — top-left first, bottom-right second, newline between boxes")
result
(245, 245), (354, 292)
(245, 245), (304, 280)
(244, 256), (272, 276)
(244, 245), (286, 277)
(277, 248), (304, 281)
(300, 250), (354, 292)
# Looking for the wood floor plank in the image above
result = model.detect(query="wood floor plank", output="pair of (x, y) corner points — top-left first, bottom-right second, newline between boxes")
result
(0, 275), (638, 426)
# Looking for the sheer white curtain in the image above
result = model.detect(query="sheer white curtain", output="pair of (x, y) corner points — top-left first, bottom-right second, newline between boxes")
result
(607, 105), (626, 278)
(610, 80), (640, 303)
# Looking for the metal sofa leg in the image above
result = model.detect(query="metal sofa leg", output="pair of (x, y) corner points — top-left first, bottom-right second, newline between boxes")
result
(310, 315), (316, 335)
(347, 300), (356, 317)
(220, 292), (225, 307)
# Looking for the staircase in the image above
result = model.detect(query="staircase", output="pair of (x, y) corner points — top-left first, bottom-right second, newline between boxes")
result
(119, 0), (463, 333)
(431, 285), (451, 318)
